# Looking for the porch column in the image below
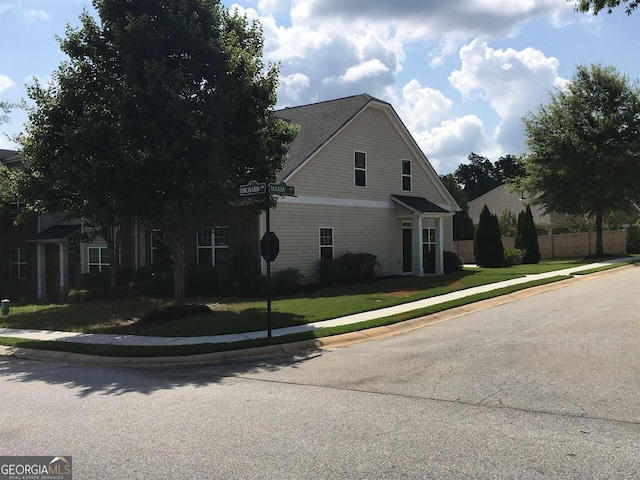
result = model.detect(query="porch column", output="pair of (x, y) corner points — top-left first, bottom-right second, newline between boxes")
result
(36, 243), (46, 300)
(435, 217), (444, 275)
(412, 215), (424, 276)
(59, 242), (69, 294)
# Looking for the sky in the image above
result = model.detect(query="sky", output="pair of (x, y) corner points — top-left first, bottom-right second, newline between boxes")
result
(0, 0), (638, 174)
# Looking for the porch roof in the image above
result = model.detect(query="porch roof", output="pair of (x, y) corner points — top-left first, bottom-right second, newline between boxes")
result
(391, 195), (451, 215)
(29, 224), (81, 242)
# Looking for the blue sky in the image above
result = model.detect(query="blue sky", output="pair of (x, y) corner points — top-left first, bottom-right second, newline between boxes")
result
(0, 0), (638, 174)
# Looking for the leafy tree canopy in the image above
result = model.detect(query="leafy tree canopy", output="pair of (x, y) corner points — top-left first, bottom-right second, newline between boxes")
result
(520, 63), (640, 255)
(453, 153), (524, 201)
(573, 0), (638, 15)
(20, 0), (297, 303)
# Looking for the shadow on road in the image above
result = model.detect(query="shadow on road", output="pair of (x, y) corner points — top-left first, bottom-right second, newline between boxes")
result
(0, 351), (323, 398)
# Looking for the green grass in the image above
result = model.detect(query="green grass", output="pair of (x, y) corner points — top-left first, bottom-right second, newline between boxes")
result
(0, 276), (572, 357)
(0, 259), (592, 338)
(570, 259), (639, 275)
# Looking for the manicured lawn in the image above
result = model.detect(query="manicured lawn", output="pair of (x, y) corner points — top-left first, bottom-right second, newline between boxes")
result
(0, 259), (592, 337)
(0, 276), (572, 357)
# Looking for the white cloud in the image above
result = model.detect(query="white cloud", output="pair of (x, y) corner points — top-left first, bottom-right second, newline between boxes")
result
(23, 8), (51, 22)
(340, 59), (389, 83)
(0, 74), (15, 92)
(279, 73), (310, 101)
(449, 38), (566, 153)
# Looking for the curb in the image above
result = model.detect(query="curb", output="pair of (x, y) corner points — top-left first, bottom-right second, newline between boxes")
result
(1, 263), (636, 367)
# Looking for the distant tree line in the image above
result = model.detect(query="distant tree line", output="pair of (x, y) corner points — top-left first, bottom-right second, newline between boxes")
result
(440, 153), (525, 240)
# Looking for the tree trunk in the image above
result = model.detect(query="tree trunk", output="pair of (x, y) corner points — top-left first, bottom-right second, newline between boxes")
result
(173, 243), (186, 306)
(101, 225), (121, 288)
(595, 209), (604, 257)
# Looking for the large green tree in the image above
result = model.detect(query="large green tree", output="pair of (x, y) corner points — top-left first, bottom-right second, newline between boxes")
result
(20, 0), (297, 304)
(573, 0), (638, 14)
(521, 64), (640, 256)
(440, 173), (475, 240)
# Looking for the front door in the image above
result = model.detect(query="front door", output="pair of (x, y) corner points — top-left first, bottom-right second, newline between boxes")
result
(402, 223), (412, 274)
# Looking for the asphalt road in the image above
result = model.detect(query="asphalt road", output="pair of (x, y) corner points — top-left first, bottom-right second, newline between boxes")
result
(1, 266), (639, 479)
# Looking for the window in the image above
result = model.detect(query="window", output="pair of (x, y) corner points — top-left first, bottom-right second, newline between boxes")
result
(10, 248), (28, 279)
(319, 228), (334, 260)
(354, 151), (366, 187)
(88, 246), (110, 273)
(9, 201), (26, 221)
(197, 226), (230, 266)
(422, 227), (436, 274)
(402, 159), (412, 191)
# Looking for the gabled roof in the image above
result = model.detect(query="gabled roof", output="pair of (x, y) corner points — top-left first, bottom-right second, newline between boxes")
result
(275, 94), (387, 180)
(467, 184), (571, 226)
(29, 224), (81, 242)
(275, 94), (459, 211)
(391, 195), (451, 215)
(0, 149), (21, 165)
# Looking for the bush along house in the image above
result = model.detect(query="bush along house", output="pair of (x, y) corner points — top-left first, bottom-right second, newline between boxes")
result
(0, 94), (459, 301)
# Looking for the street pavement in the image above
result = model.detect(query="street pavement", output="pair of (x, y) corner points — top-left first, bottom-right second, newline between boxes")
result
(0, 266), (638, 479)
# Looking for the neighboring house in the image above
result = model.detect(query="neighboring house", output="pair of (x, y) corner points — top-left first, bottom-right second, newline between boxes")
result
(468, 184), (571, 236)
(1, 149), (39, 300)
(1, 94), (459, 300)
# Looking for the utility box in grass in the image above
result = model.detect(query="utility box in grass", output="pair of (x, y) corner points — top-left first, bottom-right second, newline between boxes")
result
(1, 299), (9, 316)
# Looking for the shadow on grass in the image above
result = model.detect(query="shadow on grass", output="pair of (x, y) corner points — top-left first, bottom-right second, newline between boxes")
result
(101, 308), (309, 337)
(1, 297), (169, 332)
(0, 350), (323, 398)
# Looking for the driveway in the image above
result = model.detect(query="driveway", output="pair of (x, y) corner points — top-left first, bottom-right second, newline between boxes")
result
(1, 266), (638, 479)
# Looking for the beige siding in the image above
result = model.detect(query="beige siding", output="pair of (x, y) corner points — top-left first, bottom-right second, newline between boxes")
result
(266, 202), (454, 281)
(289, 107), (447, 207)
(266, 202), (406, 281)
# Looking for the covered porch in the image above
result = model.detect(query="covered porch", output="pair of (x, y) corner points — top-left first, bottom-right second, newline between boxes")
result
(28, 224), (81, 300)
(391, 195), (454, 276)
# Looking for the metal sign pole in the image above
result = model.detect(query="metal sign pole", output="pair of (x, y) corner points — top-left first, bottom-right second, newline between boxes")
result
(265, 184), (272, 338)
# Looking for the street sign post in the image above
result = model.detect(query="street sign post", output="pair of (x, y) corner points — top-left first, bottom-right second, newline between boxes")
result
(238, 180), (295, 338)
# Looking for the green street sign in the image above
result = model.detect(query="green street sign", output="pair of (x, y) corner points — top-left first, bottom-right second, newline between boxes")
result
(239, 180), (266, 196)
(269, 181), (295, 196)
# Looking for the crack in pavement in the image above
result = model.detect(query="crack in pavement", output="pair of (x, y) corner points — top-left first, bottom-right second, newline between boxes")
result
(143, 367), (640, 428)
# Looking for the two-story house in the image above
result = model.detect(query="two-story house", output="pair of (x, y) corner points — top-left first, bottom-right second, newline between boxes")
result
(2, 94), (459, 300)
(266, 94), (459, 280)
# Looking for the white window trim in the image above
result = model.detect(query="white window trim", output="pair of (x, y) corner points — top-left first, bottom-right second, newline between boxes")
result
(401, 159), (412, 192)
(196, 226), (230, 266)
(319, 227), (334, 260)
(9, 248), (28, 279)
(87, 246), (109, 273)
(354, 151), (367, 188)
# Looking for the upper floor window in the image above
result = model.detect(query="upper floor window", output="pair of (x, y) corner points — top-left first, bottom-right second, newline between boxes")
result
(402, 159), (412, 191)
(319, 227), (334, 260)
(10, 248), (28, 279)
(197, 226), (230, 266)
(354, 151), (366, 187)
(88, 246), (110, 273)
(9, 201), (26, 220)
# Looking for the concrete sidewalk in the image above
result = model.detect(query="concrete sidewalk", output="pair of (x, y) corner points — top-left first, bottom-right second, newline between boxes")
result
(0, 257), (635, 347)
